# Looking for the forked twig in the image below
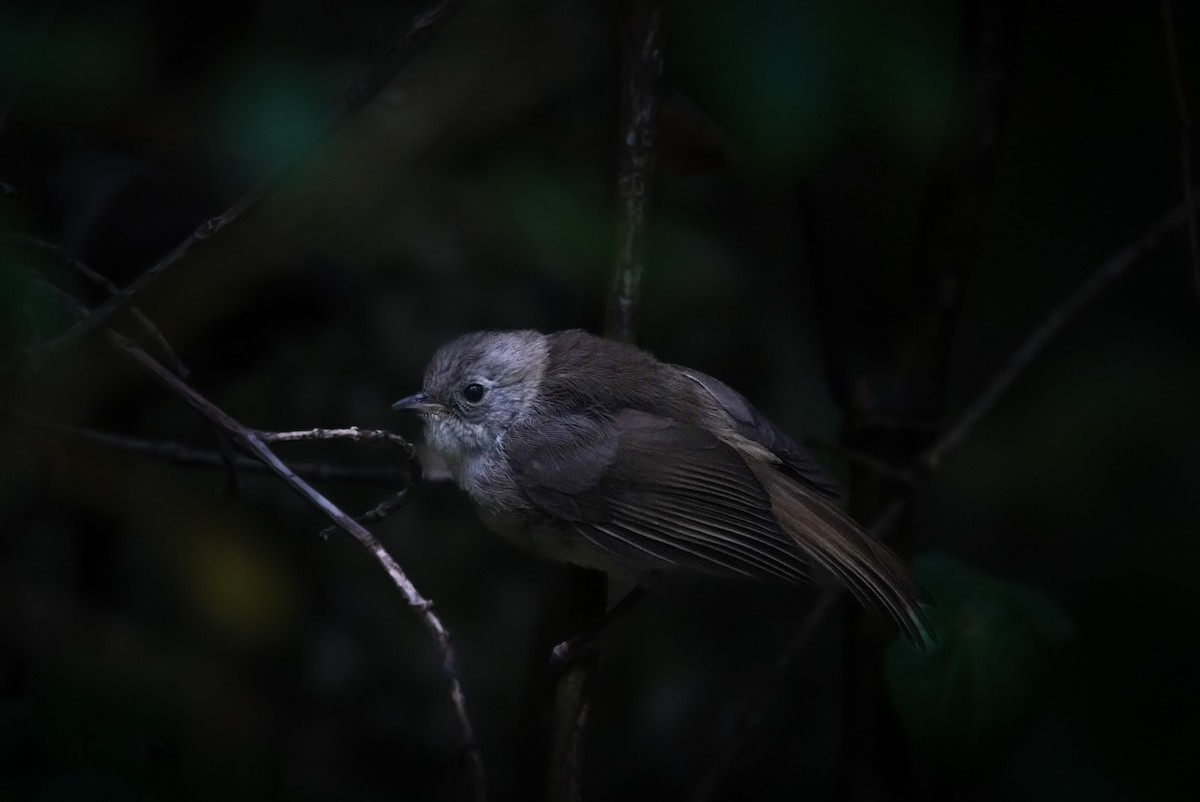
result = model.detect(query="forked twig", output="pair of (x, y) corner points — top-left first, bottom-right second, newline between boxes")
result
(256, 428), (422, 538)
(27, 278), (486, 802)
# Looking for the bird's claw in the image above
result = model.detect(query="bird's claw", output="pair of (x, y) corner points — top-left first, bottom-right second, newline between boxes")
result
(549, 637), (601, 676)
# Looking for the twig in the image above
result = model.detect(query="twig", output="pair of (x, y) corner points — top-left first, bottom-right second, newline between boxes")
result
(255, 427), (422, 539)
(916, 199), (1190, 473)
(317, 489), (415, 540)
(1, 0), (467, 380)
(260, 427), (415, 451)
(31, 282), (487, 802)
(2, 412), (413, 487)
(1161, 0), (1200, 301)
(689, 198), (1188, 800)
(113, 336), (486, 800)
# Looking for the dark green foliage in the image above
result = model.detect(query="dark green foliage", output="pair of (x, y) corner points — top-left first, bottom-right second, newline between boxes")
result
(885, 553), (1073, 773)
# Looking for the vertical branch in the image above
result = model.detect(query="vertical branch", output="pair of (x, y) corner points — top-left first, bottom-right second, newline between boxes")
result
(547, 3), (664, 801)
(1160, 0), (1200, 301)
(605, 0), (666, 344)
(548, 659), (596, 802)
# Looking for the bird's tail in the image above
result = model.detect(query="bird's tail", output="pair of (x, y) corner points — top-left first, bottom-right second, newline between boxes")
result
(750, 463), (934, 647)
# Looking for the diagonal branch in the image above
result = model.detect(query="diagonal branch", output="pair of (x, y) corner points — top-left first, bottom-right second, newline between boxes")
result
(30, 280), (487, 802)
(114, 334), (487, 801)
(688, 198), (1190, 801)
(1, 0), (467, 380)
(916, 198), (1191, 473)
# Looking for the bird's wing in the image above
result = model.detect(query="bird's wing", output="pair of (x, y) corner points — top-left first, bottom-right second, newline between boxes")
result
(504, 408), (812, 582)
(674, 366), (842, 499)
(505, 408), (931, 645)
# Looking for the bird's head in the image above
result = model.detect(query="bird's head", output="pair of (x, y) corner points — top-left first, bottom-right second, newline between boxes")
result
(393, 330), (548, 473)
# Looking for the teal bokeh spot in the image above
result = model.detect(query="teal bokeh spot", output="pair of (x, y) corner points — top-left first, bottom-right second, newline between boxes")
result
(218, 58), (324, 169)
(670, 0), (961, 174)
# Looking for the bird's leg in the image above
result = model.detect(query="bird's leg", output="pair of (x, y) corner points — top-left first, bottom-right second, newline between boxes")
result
(549, 585), (650, 674)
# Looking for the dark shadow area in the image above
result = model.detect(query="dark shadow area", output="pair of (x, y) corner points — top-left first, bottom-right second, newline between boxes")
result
(1, 1), (1197, 800)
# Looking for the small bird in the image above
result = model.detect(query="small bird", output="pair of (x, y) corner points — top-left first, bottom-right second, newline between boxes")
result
(394, 329), (931, 645)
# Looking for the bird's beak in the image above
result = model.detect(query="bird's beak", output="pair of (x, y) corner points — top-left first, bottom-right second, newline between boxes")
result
(392, 392), (443, 414)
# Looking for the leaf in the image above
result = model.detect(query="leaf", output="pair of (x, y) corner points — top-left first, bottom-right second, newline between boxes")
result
(883, 553), (1074, 773)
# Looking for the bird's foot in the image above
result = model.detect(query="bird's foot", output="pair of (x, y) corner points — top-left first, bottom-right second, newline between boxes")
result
(549, 636), (602, 676)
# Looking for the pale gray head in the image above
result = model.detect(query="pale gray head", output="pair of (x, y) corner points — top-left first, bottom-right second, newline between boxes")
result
(393, 330), (549, 472)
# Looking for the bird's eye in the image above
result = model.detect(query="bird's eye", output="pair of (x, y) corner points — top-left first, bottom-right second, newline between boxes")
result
(461, 383), (486, 403)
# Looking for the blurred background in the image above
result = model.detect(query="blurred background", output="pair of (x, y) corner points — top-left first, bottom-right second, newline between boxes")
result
(1, 0), (1198, 800)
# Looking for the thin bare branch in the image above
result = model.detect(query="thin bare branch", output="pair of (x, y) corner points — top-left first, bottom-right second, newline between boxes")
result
(1161, 0), (1200, 301)
(317, 488), (416, 540)
(261, 427), (415, 451)
(257, 428), (423, 539)
(917, 199), (1190, 473)
(3, 412), (412, 487)
(29, 282), (486, 802)
(1, 0), (467, 381)
(112, 340), (484, 800)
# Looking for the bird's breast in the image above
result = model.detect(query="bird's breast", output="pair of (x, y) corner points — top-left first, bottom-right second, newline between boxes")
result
(456, 450), (523, 512)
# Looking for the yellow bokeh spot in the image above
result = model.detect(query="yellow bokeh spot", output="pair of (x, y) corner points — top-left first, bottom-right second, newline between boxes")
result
(177, 522), (300, 645)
